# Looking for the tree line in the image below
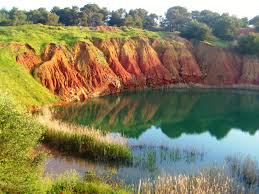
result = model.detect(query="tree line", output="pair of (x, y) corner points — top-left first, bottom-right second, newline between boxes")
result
(0, 4), (259, 42)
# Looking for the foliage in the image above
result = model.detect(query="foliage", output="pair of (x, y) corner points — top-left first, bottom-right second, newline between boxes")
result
(80, 4), (109, 27)
(191, 10), (245, 40)
(0, 94), (129, 193)
(108, 9), (127, 27)
(8, 7), (28, 26)
(51, 6), (81, 26)
(236, 34), (259, 55)
(165, 6), (191, 32)
(0, 93), (47, 193)
(181, 20), (212, 41)
(212, 14), (242, 40)
(0, 4), (254, 42)
(27, 8), (59, 26)
(249, 15), (259, 25)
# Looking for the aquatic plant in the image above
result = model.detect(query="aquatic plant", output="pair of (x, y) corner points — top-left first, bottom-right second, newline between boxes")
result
(132, 145), (205, 173)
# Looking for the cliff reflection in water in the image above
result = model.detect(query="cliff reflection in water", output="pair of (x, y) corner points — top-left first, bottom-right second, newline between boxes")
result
(52, 89), (259, 140)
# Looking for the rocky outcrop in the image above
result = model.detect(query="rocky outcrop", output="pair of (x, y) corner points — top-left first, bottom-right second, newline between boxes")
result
(240, 57), (259, 84)
(195, 43), (242, 85)
(37, 44), (88, 101)
(16, 44), (41, 73)
(16, 35), (259, 101)
(195, 43), (259, 85)
(153, 39), (202, 83)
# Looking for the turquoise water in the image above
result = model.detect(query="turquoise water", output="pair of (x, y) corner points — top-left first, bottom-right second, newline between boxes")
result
(45, 88), (259, 183)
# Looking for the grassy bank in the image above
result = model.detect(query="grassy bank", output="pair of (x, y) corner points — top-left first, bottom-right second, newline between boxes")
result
(37, 108), (132, 163)
(0, 94), (130, 193)
(0, 24), (168, 54)
(47, 171), (129, 194)
(44, 130), (132, 162)
(0, 47), (57, 108)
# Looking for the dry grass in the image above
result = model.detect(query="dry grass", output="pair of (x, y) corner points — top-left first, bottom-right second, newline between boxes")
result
(226, 155), (259, 186)
(137, 169), (245, 194)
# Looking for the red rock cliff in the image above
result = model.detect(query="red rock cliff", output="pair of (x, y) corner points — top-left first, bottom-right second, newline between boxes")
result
(16, 36), (259, 101)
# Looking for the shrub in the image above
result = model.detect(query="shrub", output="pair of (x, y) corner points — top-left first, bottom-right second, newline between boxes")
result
(181, 20), (212, 41)
(236, 34), (259, 55)
(0, 93), (47, 193)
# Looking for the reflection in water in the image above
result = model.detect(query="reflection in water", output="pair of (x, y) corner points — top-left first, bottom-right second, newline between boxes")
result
(46, 89), (259, 184)
(53, 89), (259, 139)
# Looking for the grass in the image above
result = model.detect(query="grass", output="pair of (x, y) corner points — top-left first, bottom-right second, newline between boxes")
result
(226, 155), (259, 186)
(137, 168), (245, 194)
(205, 37), (232, 48)
(47, 171), (129, 194)
(37, 107), (132, 162)
(0, 24), (170, 54)
(0, 47), (57, 108)
(136, 156), (259, 194)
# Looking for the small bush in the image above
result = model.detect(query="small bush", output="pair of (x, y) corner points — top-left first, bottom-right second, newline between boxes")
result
(236, 34), (259, 55)
(181, 21), (212, 41)
(0, 93), (47, 193)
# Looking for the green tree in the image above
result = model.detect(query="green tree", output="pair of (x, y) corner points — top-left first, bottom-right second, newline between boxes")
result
(27, 8), (59, 25)
(249, 15), (259, 25)
(165, 6), (191, 31)
(195, 10), (220, 28)
(181, 20), (212, 41)
(0, 9), (9, 25)
(240, 17), (249, 27)
(108, 9), (126, 26)
(124, 15), (134, 27)
(47, 13), (59, 26)
(51, 6), (80, 26)
(9, 7), (27, 25)
(143, 13), (158, 30)
(27, 8), (48, 24)
(80, 4), (108, 27)
(213, 14), (240, 40)
(128, 8), (149, 28)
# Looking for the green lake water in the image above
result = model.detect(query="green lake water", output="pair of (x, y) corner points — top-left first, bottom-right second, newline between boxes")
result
(45, 88), (259, 184)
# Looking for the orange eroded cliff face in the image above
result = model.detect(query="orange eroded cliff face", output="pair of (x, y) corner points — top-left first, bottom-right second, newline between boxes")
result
(153, 39), (202, 83)
(16, 44), (41, 73)
(37, 44), (88, 101)
(195, 43), (242, 85)
(239, 57), (259, 84)
(16, 36), (259, 101)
